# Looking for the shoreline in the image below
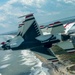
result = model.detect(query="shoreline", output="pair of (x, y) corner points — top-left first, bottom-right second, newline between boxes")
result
(35, 53), (75, 75)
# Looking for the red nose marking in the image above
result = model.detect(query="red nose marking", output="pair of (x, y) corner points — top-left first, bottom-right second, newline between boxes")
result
(1, 42), (5, 45)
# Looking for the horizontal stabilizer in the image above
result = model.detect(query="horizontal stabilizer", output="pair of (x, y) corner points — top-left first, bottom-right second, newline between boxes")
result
(10, 36), (24, 48)
(30, 46), (58, 62)
(57, 40), (75, 53)
(21, 14), (42, 38)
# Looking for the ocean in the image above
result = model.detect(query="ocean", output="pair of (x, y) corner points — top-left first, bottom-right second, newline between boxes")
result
(0, 35), (50, 75)
(0, 35), (70, 75)
(0, 49), (51, 75)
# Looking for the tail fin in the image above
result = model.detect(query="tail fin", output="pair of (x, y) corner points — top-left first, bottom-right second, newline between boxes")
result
(9, 14), (43, 49)
(48, 21), (65, 34)
(21, 14), (43, 41)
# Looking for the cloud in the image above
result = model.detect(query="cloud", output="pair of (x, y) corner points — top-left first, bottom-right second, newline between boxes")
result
(0, 0), (75, 33)
(64, 0), (75, 4)
(0, 15), (6, 21)
(20, 0), (46, 8)
(57, 0), (75, 4)
(0, 0), (46, 17)
(0, 0), (47, 33)
(0, 23), (9, 28)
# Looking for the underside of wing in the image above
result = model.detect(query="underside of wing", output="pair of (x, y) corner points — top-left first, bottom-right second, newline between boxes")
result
(30, 46), (58, 62)
(57, 40), (75, 53)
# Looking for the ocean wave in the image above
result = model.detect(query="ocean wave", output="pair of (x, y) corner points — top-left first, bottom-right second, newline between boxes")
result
(2, 54), (11, 61)
(0, 64), (10, 69)
(0, 73), (2, 75)
(21, 50), (50, 75)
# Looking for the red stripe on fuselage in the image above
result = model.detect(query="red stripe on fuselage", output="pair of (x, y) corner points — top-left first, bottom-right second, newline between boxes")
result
(64, 23), (69, 28)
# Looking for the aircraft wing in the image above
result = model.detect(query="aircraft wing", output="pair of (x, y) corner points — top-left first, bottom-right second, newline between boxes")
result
(30, 46), (58, 62)
(57, 40), (75, 53)
(67, 23), (75, 34)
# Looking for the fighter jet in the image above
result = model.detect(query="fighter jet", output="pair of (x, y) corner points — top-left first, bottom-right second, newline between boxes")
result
(40, 17), (75, 53)
(0, 14), (59, 62)
(0, 14), (75, 62)
(49, 21), (75, 53)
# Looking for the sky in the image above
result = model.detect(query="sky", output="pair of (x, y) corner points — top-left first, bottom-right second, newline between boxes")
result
(0, 0), (75, 33)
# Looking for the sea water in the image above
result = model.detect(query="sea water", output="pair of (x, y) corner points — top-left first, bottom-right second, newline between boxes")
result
(0, 35), (70, 75)
(0, 35), (50, 75)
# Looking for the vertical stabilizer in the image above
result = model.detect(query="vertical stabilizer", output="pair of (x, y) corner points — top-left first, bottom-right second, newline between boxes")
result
(9, 14), (43, 49)
(21, 14), (43, 41)
(48, 21), (65, 34)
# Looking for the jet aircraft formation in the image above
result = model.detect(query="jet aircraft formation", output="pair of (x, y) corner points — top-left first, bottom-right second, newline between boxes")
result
(0, 14), (75, 62)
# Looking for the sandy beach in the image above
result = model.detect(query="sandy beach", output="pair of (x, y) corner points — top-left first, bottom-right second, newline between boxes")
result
(35, 53), (75, 75)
